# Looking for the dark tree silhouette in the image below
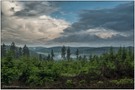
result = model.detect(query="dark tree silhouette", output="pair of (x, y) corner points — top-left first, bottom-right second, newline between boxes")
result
(51, 49), (54, 60)
(61, 45), (66, 59)
(18, 47), (22, 57)
(10, 42), (16, 57)
(127, 47), (133, 60)
(67, 47), (71, 60)
(109, 46), (114, 61)
(122, 47), (126, 61)
(89, 55), (92, 60)
(39, 54), (42, 60)
(23, 45), (29, 57)
(75, 49), (79, 59)
(15, 48), (19, 58)
(117, 46), (122, 60)
(1, 43), (6, 58)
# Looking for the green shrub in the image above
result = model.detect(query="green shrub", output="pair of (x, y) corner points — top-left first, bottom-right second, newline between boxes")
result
(66, 79), (73, 87)
(118, 78), (133, 85)
(110, 78), (133, 85)
(97, 81), (103, 84)
(27, 75), (41, 86)
(79, 80), (86, 85)
(2, 66), (19, 84)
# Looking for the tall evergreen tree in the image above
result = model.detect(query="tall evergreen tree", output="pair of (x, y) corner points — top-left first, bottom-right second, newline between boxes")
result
(51, 49), (54, 60)
(10, 42), (16, 57)
(75, 49), (79, 59)
(61, 45), (66, 59)
(23, 45), (29, 57)
(1, 43), (6, 58)
(117, 46), (122, 60)
(67, 47), (71, 60)
(18, 47), (22, 57)
(15, 48), (19, 58)
(127, 47), (133, 61)
(109, 46), (114, 61)
(122, 47), (126, 61)
(89, 55), (92, 60)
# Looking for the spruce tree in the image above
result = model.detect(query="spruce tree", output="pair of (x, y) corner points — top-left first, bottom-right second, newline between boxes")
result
(89, 55), (92, 60)
(39, 54), (42, 60)
(109, 46), (114, 61)
(61, 45), (66, 59)
(122, 47), (126, 61)
(75, 49), (79, 59)
(1, 43), (6, 58)
(67, 47), (71, 60)
(23, 45), (29, 57)
(10, 42), (16, 58)
(15, 48), (19, 58)
(18, 47), (22, 57)
(128, 47), (133, 61)
(117, 46), (122, 61)
(51, 49), (54, 60)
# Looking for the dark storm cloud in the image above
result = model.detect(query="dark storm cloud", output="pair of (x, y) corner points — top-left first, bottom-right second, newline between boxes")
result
(52, 2), (134, 46)
(64, 2), (134, 33)
(14, 1), (59, 17)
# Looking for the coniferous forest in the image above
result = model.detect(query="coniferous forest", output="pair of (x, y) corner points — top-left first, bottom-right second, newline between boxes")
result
(1, 42), (134, 89)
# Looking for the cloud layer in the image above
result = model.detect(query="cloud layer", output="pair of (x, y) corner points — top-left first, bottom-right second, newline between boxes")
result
(2, 1), (69, 46)
(14, 1), (59, 17)
(52, 2), (134, 46)
(1, 1), (134, 47)
(63, 2), (134, 33)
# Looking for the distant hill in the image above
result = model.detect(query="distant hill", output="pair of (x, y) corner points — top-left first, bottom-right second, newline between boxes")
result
(2, 44), (133, 60)
(29, 46), (134, 56)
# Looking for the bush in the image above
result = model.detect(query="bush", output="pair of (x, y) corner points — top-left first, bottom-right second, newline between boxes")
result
(66, 80), (73, 87)
(2, 66), (20, 85)
(79, 80), (86, 85)
(97, 81), (103, 84)
(110, 78), (133, 85)
(118, 78), (133, 85)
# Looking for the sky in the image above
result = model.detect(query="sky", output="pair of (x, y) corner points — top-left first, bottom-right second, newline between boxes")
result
(1, 0), (134, 47)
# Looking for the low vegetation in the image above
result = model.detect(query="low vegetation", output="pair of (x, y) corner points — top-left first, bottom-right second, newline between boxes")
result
(1, 42), (134, 89)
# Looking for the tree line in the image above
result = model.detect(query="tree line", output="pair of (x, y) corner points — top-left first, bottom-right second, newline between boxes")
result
(1, 42), (133, 62)
(1, 42), (29, 58)
(1, 42), (82, 61)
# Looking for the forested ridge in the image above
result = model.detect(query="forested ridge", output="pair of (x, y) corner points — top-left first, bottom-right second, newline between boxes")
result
(1, 42), (134, 89)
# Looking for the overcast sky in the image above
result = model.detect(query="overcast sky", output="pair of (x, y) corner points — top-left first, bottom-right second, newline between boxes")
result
(1, 1), (134, 47)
